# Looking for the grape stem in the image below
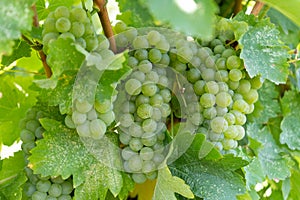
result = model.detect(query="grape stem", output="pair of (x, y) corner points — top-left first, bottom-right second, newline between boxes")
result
(233, 0), (243, 15)
(31, 4), (53, 78)
(251, 1), (265, 16)
(93, 0), (117, 53)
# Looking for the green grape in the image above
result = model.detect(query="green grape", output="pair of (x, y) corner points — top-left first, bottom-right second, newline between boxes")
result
(135, 94), (150, 107)
(70, 22), (85, 38)
(124, 27), (138, 42)
(119, 132), (132, 145)
(158, 75), (169, 88)
(134, 49), (148, 61)
(236, 80), (251, 94)
(245, 103), (255, 114)
(226, 55), (242, 69)
(23, 182), (36, 197)
(87, 109), (97, 121)
(75, 37), (86, 48)
(234, 125), (245, 140)
(224, 112), (235, 125)
(32, 191), (47, 200)
(204, 81), (219, 94)
(160, 103), (171, 118)
(125, 78), (142, 95)
(94, 99), (111, 114)
(84, 23), (94, 36)
(216, 57), (226, 70)
(210, 116), (228, 133)
(250, 76), (263, 89)
(43, 18), (57, 33)
(152, 153), (165, 165)
(89, 119), (106, 139)
(243, 89), (258, 104)
(149, 94), (164, 107)
(129, 138), (143, 151)
(142, 119), (157, 133)
(98, 110), (115, 125)
(22, 141), (36, 154)
(84, 35), (98, 51)
(129, 123), (143, 137)
(141, 83), (158, 97)
(58, 195), (72, 200)
(137, 104), (153, 119)
(114, 21), (127, 33)
(177, 46), (193, 63)
(224, 125), (238, 139)
(189, 112), (203, 126)
(36, 180), (51, 193)
(122, 146), (137, 160)
(149, 48), (162, 63)
(122, 101), (136, 114)
(131, 70), (146, 83)
(215, 92), (232, 107)
(70, 7), (87, 23)
(205, 56), (217, 69)
(133, 36), (149, 49)
(232, 99), (249, 113)
(51, 176), (65, 184)
(116, 34), (128, 47)
(128, 155), (143, 172)
(48, 183), (62, 197)
(54, 6), (70, 19)
(229, 69), (242, 82)
(216, 106), (228, 116)
(140, 147), (154, 161)
(146, 171), (158, 180)
(203, 107), (217, 119)
(198, 47), (213, 61)
(61, 181), (73, 195)
(209, 131), (224, 142)
(200, 93), (216, 108)
(187, 68), (201, 83)
(147, 30), (161, 45)
(142, 160), (156, 173)
(210, 38), (223, 47)
(138, 60), (152, 73)
(151, 107), (162, 121)
(221, 48), (235, 58)
(215, 70), (229, 82)
(218, 82), (229, 92)
(201, 68), (215, 81)
(26, 120), (40, 132)
(160, 89), (171, 103)
(214, 44), (225, 54)
(119, 113), (134, 128)
(132, 173), (147, 184)
(158, 53), (170, 66)
(72, 111), (87, 125)
(194, 80), (206, 95)
(76, 121), (90, 137)
(212, 141), (223, 151)
(228, 80), (239, 90)
(222, 138), (238, 150)
(230, 110), (246, 125)
(141, 132), (157, 146)
(75, 100), (92, 113)
(55, 17), (71, 33)
(20, 129), (35, 143)
(146, 71), (159, 83)
(58, 32), (75, 41)
(156, 38), (170, 53)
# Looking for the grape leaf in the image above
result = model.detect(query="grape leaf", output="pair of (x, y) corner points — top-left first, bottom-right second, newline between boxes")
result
(153, 167), (194, 200)
(0, 75), (37, 145)
(247, 123), (291, 180)
(145, 0), (218, 40)
(0, 0), (36, 59)
(260, 0), (300, 27)
(0, 151), (27, 200)
(29, 118), (96, 187)
(243, 157), (265, 189)
(169, 135), (248, 200)
(130, 179), (156, 200)
(280, 91), (300, 150)
(238, 17), (289, 84)
(288, 169), (300, 200)
(1, 40), (31, 66)
(118, 173), (135, 200)
(116, 0), (155, 27)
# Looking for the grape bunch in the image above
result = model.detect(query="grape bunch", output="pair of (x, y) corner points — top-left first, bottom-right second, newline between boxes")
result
(42, 6), (100, 53)
(20, 107), (74, 200)
(65, 98), (115, 140)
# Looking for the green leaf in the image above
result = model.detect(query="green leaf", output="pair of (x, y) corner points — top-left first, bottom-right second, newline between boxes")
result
(0, 75), (37, 145)
(145, 0), (218, 39)
(0, 151), (27, 200)
(238, 17), (289, 84)
(244, 158), (265, 189)
(47, 38), (85, 80)
(118, 173), (135, 200)
(1, 40), (31, 66)
(0, 0), (36, 59)
(280, 91), (300, 150)
(169, 135), (248, 200)
(247, 123), (291, 180)
(260, 0), (300, 27)
(153, 167), (194, 200)
(288, 169), (300, 200)
(29, 118), (95, 187)
(116, 0), (155, 27)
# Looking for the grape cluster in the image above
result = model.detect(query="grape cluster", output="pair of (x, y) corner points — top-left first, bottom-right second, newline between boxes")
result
(20, 107), (74, 200)
(65, 99), (115, 140)
(42, 6), (100, 53)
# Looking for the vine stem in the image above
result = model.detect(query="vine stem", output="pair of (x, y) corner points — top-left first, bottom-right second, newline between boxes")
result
(234, 0), (243, 15)
(93, 0), (117, 53)
(251, 1), (265, 16)
(31, 4), (52, 78)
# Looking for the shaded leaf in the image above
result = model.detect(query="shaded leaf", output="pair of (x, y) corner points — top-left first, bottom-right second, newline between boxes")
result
(1, 41), (31, 66)
(130, 179), (156, 200)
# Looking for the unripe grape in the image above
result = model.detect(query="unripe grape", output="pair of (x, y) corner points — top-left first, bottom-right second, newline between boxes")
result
(205, 81), (219, 94)
(20, 129), (35, 143)
(222, 138), (238, 150)
(48, 183), (62, 197)
(131, 70), (146, 82)
(70, 7), (87, 23)
(236, 80), (251, 94)
(142, 83), (158, 97)
(149, 48), (162, 63)
(94, 99), (111, 113)
(137, 104), (153, 119)
(141, 132), (157, 146)
(55, 17), (71, 33)
(36, 180), (51, 193)
(133, 36), (149, 49)
(114, 21), (127, 33)
(234, 125), (245, 140)
(187, 68), (201, 83)
(54, 6), (70, 18)
(75, 100), (93, 113)
(210, 116), (228, 133)
(76, 121), (90, 137)
(129, 123), (143, 137)
(243, 89), (259, 104)
(128, 155), (143, 172)
(201, 68), (215, 81)
(119, 113), (134, 127)
(132, 173), (147, 184)
(61, 181), (73, 195)
(142, 119), (157, 133)
(89, 119), (106, 139)
(72, 111), (87, 125)
(229, 69), (242, 81)
(142, 160), (156, 173)
(138, 60), (152, 73)
(200, 93), (216, 108)
(70, 22), (85, 38)
(119, 132), (131, 145)
(147, 30), (161, 45)
(32, 191), (47, 200)
(129, 138), (143, 151)
(140, 147), (154, 161)
(232, 99), (249, 113)
(224, 125), (238, 139)
(125, 78), (142, 95)
(98, 110), (115, 125)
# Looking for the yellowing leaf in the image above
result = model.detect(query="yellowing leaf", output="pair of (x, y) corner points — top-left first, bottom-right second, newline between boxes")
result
(130, 179), (157, 200)
(153, 167), (194, 200)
